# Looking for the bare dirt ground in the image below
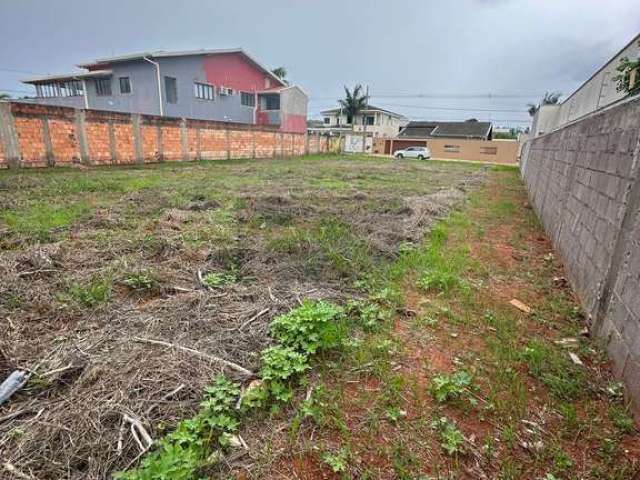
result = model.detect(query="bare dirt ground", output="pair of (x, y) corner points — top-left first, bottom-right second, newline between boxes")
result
(0, 155), (483, 479)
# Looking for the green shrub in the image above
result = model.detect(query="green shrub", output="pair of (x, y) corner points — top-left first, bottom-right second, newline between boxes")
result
(322, 447), (349, 473)
(114, 375), (240, 480)
(122, 271), (158, 290)
(346, 299), (391, 331)
(259, 346), (310, 402)
(269, 300), (344, 355)
(431, 416), (465, 455)
(68, 276), (111, 307)
(202, 271), (237, 288)
(430, 370), (473, 403)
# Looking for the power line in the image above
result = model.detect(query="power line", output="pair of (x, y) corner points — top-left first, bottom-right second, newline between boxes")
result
(309, 91), (543, 101)
(374, 102), (530, 114)
(0, 67), (40, 75)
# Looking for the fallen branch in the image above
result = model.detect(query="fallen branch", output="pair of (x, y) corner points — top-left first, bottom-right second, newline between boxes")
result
(133, 337), (253, 377)
(237, 308), (269, 331)
(123, 414), (153, 453)
(41, 363), (74, 378)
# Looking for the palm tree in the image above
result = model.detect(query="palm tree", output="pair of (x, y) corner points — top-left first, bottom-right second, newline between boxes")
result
(338, 84), (368, 126)
(271, 67), (287, 80)
(527, 91), (562, 117)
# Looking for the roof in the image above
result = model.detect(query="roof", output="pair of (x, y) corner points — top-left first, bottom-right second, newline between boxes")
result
(321, 104), (407, 119)
(76, 48), (286, 87)
(23, 70), (113, 84)
(398, 120), (492, 139)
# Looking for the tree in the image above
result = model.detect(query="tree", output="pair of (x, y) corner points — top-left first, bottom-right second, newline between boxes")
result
(0, 93), (11, 101)
(613, 50), (640, 95)
(338, 84), (368, 126)
(271, 67), (287, 80)
(527, 91), (562, 117)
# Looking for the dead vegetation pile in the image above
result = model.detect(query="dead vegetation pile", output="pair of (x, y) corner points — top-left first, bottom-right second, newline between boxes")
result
(0, 164), (485, 479)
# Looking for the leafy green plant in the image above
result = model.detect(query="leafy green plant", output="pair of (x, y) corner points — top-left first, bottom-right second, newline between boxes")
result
(269, 300), (344, 355)
(259, 346), (310, 402)
(122, 270), (158, 290)
(115, 375), (240, 480)
(613, 47), (640, 94)
(346, 299), (390, 331)
(385, 406), (407, 423)
(322, 447), (349, 473)
(202, 270), (237, 288)
(68, 275), (112, 307)
(430, 370), (473, 403)
(431, 416), (465, 455)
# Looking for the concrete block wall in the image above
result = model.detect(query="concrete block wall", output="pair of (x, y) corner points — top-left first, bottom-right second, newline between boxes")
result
(521, 96), (640, 412)
(0, 101), (331, 169)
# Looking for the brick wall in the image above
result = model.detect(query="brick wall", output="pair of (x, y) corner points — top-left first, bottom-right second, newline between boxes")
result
(0, 101), (329, 168)
(521, 96), (640, 414)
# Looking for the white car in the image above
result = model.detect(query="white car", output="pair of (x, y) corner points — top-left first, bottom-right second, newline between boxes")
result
(393, 146), (431, 160)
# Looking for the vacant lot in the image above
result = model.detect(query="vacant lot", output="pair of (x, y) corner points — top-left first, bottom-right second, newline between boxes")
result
(0, 155), (484, 478)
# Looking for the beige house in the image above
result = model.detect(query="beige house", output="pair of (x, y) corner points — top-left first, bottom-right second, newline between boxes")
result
(319, 105), (408, 137)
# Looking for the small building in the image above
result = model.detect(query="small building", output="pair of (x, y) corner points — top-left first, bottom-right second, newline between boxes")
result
(372, 119), (518, 164)
(319, 105), (408, 137)
(397, 120), (493, 140)
(22, 49), (308, 133)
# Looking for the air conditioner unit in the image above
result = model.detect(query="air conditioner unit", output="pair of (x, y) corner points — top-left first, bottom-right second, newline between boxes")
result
(219, 86), (233, 96)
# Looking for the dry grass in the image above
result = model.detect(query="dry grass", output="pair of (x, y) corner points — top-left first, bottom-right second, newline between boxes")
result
(0, 155), (482, 479)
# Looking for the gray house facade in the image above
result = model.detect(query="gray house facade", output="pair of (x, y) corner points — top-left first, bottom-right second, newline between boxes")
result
(22, 49), (308, 133)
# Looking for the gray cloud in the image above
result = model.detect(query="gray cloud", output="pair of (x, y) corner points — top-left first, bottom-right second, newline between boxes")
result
(0, 0), (638, 127)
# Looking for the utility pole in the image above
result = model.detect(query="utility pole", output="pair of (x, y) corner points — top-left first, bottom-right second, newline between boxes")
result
(362, 85), (369, 153)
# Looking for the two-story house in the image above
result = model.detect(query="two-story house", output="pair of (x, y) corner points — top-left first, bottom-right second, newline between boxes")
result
(22, 49), (308, 133)
(319, 105), (408, 137)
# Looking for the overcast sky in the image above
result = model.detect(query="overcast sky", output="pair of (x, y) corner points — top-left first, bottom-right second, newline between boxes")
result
(1, 0), (638, 127)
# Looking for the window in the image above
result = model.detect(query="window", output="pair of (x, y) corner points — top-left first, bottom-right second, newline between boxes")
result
(263, 94), (280, 110)
(324, 117), (330, 124)
(119, 77), (131, 94)
(366, 115), (375, 126)
(444, 144), (460, 153)
(346, 115), (353, 124)
(95, 78), (112, 96)
(194, 82), (215, 100)
(165, 76), (177, 103)
(35, 80), (83, 98)
(480, 146), (498, 155)
(241, 91), (255, 107)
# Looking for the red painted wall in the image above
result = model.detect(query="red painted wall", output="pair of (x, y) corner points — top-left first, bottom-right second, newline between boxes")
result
(203, 53), (283, 92)
(281, 113), (307, 133)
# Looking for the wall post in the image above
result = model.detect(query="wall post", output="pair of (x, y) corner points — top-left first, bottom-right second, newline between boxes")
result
(108, 119), (118, 164)
(131, 114), (144, 164)
(74, 109), (90, 165)
(180, 118), (189, 161)
(253, 129), (257, 159)
(0, 103), (20, 168)
(196, 127), (202, 161)
(156, 124), (164, 162)
(41, 117), (55, 167)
